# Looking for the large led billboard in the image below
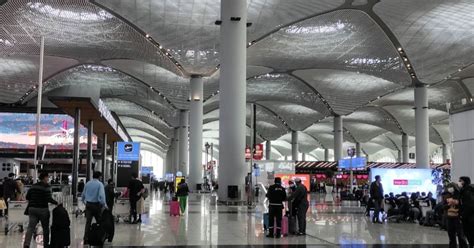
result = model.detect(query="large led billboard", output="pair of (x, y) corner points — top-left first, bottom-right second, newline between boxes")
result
(369, 168), (437, 196)
(0, 113), (97, 150)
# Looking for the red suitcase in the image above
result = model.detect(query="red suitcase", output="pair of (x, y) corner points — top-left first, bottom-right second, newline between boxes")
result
(280, 216), (289, 236)
(170, 201), (180, 216)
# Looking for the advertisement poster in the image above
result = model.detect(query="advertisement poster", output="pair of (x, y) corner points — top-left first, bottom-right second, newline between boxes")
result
(0, 113), (97, 150)
(275, 173), (310, 190)
(117, 142), (140, 187)
(370, 168), (437, 196)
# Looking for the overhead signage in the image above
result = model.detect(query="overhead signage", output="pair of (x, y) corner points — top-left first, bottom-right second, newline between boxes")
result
(338, 157), (367, 169)
(141, 166), (153, 175)
(117, 142), (140, 161)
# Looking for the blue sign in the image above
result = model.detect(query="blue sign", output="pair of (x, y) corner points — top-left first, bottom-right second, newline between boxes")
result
(117, 142), (141, 161)
(338, 157), (367, 169)
(141, 166), (153, 175)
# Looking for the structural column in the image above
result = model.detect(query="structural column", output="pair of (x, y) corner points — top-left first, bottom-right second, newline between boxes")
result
(189, 76), (204, 190)
(334, 115), (343, 161)
(402, 133), (409, 163)
(265, 140), (271, 160)
(218, 0), (247, 201)
(72, 107), (80, 204)
(173, 128), (179, 174)
(301, 153), (306, 161)
(324, 149), (329, 161)
(179, 110), (189, 175)
(415, 85), (429, 168)
(442, 144), (448, 163)
(101, 133), (107, 181)
(86, 120), (94, 182)
(355, 142), (361, 158)
(397, 150), (402, 163)
(291, 131), (299, 161)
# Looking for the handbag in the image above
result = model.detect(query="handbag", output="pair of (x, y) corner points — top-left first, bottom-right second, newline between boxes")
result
(0, 198), (6, 210)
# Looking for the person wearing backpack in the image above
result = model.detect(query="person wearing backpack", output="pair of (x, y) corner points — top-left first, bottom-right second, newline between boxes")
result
(459, 177), (474, 248)
(175, 179), (190, 215)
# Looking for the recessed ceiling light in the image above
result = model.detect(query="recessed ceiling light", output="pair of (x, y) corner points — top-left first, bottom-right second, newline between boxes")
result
(145, 34), (150, 38)
(397, 47), (403, 52)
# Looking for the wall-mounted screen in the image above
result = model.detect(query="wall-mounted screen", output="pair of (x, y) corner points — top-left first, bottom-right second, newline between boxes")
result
(369, 168), (437, 196)
(0, 113), (97, 150)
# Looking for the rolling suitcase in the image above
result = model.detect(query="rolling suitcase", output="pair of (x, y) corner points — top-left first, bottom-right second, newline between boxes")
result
(280, 216), (289, 236)
(88, 223), (106, 246)
(50, 205), (71, 247)
(101, 209), (115, 242)
(263, 213), (269, 230)
(170, 201), (180, 216)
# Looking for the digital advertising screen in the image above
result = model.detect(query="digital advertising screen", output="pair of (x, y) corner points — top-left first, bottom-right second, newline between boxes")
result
(0, 112), (96, 150)
(274, 173), (310, 190)
(369, 168), (437, 195)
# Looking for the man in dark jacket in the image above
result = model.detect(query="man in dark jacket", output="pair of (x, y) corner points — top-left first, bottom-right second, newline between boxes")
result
(105, 179), (118, 211)
(459, 176), (474, 248)
(288, 178), (309, 235)
(3, 173), (18, 216)
(23, 172), (58, 248)
(370, 175), (384, 224)
(128, 172), (144, 224)
(266, 177), (287, 238)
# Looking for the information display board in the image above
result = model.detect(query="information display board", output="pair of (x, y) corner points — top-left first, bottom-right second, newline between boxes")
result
(370, 168), (437, 196)
(117, 142), (140, 187)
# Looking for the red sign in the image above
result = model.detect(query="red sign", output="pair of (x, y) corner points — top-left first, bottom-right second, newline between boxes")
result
(253, 144), (263, 160)
(393, 179), (408, 185)
(245, 146), (252, 159)
(275, 174), (310, 190)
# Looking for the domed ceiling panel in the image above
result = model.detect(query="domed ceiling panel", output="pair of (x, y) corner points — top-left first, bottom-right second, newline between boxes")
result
(248, 9), (410, 84)
(0, 1), (179, 74)
(374, 0), (474, 83)
(0, 55), (78, 103)
(258, 101), (325, 131)
(293, 69), (403, 114)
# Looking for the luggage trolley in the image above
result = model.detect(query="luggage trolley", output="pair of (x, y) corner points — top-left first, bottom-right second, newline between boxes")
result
(4, 200), (28, 234)
(114, 197), (130, 223)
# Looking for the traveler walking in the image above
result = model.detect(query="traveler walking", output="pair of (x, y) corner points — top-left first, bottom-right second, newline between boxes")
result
(105, 179), (118, 211)
(370, 175), (384, 224)
(3, 173), (18, 217)
(82, 171), (107, 245)
(176, 179), (190, 215)
(459, 176), (474, 248)
(265, 177), (287, 238)
(23, 172), (58, 248)
(128, 172), (144, 224)
(445, 183), (468, 248)
(289, 178), (309, 235)
(78, 179), (85, 195)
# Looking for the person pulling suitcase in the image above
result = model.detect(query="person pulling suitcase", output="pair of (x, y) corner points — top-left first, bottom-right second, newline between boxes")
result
(288, 178), (309, 236)
(265, 177), (287, 238)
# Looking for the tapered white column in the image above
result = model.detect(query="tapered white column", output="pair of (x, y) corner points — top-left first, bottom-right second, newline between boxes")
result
(265, 140), (271, 160)
(291, 131), (299, 161)
(179, 110), (189, 175)
(334, 115), (343, 161)
(402, 133), (409, 163)
(324, 149), (329, 161)
(301, 153), (306, 161)
(355, 142), (361, 158)
(189, 76), (203, 190)
(218, 0), (247, 201)
(173, 128), (179, 174)
(397, 150), (402, 163)
(415, 85), (429, 168)
(442, 144), (448, 163)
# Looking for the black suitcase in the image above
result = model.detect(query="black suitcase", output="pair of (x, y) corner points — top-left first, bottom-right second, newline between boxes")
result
(101, 209), (115, 242)
(88, 223), (106, 246)
(50, 205), (71, 247)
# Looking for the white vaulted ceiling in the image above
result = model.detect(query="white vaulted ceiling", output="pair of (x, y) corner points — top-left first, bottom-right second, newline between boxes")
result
(0, 0), (472, 159)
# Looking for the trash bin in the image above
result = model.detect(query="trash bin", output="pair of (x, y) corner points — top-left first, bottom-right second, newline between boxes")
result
(228, 185), (238, 199)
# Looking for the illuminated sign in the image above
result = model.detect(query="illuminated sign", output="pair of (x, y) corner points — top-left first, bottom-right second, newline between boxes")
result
(117, 142), (140, 161)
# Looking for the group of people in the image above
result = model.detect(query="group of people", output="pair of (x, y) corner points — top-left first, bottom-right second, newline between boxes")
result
(265, 177), (309, 238)
(0, 173), (25, 217)
(369, 175), (474, 248)
(21, 171), (148, 247)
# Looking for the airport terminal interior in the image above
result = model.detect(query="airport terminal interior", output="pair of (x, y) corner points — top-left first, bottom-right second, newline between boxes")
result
(1, 0), (474, 247)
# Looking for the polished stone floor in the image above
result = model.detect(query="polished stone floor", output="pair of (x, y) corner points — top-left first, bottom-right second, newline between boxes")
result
(0, 192), (449, 247)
